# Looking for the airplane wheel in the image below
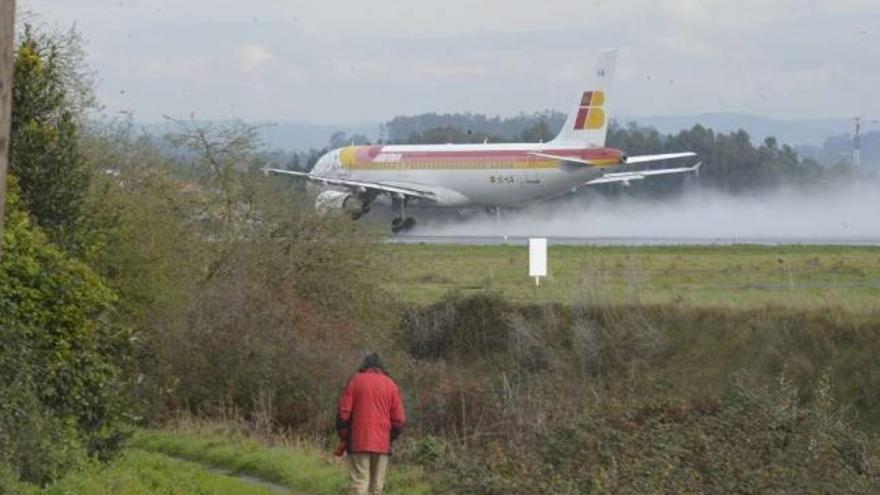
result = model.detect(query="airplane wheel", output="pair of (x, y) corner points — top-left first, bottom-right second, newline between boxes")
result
(403, 217), (416, 231)
(391, 218), (404, 233)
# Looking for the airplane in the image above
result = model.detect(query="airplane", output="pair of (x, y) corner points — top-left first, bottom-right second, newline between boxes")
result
(265, 49), (700, 233)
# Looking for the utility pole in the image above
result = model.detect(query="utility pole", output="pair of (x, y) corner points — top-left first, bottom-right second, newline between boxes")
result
(0, 0), (14, 259)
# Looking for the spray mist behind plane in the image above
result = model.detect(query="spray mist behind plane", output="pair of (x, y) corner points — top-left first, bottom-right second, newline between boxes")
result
(411, 181), (880, 244)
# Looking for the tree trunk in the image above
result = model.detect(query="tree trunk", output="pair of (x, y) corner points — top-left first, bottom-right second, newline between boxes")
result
(0, 0), (14, 258)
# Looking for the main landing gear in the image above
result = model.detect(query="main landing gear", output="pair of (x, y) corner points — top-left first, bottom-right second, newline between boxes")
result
(391, 197), (416, 234)
(391, 217), (416, 233)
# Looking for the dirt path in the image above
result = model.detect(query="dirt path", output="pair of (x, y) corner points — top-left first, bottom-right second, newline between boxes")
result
(166, 454), (308, 495)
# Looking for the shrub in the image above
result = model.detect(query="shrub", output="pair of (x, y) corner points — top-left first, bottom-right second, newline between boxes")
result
(0, 184), (131, 485)
(400, 292), (512, 361)
(441, 377), (878, 494)
(397, 295), (880, 493)
(570, 303), (670, 381)
(80, 121), (396, 430)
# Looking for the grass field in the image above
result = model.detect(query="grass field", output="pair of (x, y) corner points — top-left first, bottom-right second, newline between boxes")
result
(21, 428), (429, 495)
(384, 244), (880, 309)
(130, 429), (429, 495)
(40, 450), (284, 495)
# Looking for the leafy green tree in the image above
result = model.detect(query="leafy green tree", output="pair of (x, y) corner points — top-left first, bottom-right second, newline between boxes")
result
(607, 122), (829, 196)
(77, 119), (395, 426)
(0, 25), (131, 488)
(518, 119), (554, 143)
(10, 25), (93, 253)
(387, 110), (564, 143)
(0, 180), (131, 485)
(406, 125), (507, 144)
(79, 118), (204, 326)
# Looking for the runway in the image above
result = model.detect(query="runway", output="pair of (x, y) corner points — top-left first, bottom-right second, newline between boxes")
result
(389, 234), (880, 246)
(376, 182), (880, 246)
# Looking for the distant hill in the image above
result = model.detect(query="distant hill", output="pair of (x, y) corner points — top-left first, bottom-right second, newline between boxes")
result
(796, 131), (880, 168)
(137, 120), (380, 151)
(258, 122), (379, 150)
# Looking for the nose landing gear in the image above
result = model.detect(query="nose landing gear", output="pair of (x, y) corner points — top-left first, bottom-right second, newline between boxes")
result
(391, 197), (417, 234)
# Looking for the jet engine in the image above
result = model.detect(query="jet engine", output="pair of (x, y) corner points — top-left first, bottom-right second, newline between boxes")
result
(315, 190), (368, 219)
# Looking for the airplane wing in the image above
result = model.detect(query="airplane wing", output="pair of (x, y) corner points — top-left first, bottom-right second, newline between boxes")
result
(262, 168), (436, 199)
(585, 161), (701, 186)
(624, 152), (697, 164)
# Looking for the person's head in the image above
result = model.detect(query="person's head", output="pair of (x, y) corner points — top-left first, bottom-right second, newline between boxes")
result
(358, 352), (387, 374)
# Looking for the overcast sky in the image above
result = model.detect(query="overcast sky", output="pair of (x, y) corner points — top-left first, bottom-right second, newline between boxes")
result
(20, 0), (880, 124)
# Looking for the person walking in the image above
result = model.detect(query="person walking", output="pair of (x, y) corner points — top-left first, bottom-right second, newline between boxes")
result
(336, 353), (406, 495)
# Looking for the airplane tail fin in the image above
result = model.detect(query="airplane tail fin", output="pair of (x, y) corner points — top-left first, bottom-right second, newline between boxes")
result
(549, 49), (618, 148)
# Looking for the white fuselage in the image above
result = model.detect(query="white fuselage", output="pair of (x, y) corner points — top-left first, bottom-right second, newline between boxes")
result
(311, 143), (622, 207)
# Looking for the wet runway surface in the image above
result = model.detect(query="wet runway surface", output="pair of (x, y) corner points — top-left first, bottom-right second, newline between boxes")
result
(389, 234), (880, 246)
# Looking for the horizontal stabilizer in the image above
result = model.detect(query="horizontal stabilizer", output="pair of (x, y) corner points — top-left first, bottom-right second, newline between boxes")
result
(586, 161), (701, 186)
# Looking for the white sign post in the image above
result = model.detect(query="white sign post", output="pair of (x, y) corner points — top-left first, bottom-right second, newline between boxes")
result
(528, 238), (547, 287)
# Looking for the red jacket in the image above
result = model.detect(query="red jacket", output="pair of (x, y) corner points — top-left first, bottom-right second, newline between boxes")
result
(337, 369), (406, 454)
